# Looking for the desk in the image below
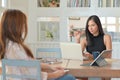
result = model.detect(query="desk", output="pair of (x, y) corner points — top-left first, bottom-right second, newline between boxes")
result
(51, 59), (68, 68)
(52, 59), (120, 80)
(66, 59), (120, 78)
(0, 59), (120, 79)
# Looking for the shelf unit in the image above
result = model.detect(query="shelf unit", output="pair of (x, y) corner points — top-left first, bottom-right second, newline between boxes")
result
(28, 0), (120, 43)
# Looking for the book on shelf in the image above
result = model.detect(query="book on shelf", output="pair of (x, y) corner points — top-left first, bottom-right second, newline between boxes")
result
(67, 0), (90, 7)
(98, 0), (120, 7)
(98, 0), (113, 7)
(98, 0), (103, 7)
(106, 0), (111, 7)
(113, 0), (120, 7)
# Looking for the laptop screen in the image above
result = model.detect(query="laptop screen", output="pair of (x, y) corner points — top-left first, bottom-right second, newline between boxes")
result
(60, 42), (83, 60)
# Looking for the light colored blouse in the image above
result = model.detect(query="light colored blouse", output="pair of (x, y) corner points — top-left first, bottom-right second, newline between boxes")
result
(4, 40), (47, 80)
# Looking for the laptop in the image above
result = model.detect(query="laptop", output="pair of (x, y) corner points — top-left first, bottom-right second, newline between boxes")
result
(81, 49), (112, 67)
(60, 42), (83, 60)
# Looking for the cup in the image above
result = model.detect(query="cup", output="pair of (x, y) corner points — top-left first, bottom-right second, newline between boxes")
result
(92, 51), (100, 60)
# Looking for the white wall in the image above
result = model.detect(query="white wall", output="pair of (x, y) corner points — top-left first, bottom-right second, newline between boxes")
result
(8, 0), (28, 15)
(6, 0), (30, 42)
(0, 0), (1, 6)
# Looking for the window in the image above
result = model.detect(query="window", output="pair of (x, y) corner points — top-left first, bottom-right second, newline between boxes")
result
(2, 0), (7, 7)
(100, 17), (105, 24)
(101, 17), (120, 42)
(100, 17), (117, 32)
(107, 25), (116, 32)
(107, 17), (116, 24)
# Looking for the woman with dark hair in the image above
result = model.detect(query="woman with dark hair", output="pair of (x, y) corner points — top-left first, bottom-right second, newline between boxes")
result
(75, 15), (112, 80)
(82, 15), (112, 60)
(76, 15), (112, 60)
(0, 9), (76, 80)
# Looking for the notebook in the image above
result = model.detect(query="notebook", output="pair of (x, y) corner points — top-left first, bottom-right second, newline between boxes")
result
(81, 49), (112, 67)
(60, 42), (83, 60)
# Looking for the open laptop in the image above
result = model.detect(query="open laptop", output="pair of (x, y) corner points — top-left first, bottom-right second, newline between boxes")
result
(60, 42), (83, 60)
(81, 49), (112, 67)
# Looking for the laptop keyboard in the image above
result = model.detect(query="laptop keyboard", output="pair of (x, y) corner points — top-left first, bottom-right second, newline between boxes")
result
(80, 62), (91, 66)
(36, 58), (62, 64)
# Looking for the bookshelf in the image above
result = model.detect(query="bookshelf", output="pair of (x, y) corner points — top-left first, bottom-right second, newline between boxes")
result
(67, 0), (120, 7)
(67, 0), (91, 7)
(98, 0), (120, 7)
(28, 0), (120, 43)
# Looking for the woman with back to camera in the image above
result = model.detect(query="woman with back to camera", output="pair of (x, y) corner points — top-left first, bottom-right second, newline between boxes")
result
(0, 9), (76, 80)
(75, 15), (112, 80)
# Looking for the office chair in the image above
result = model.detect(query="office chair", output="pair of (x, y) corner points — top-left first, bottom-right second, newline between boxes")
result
(36, 48), (62, 59)
(2, 59), (41, 80)
(36, 48), (62, 63)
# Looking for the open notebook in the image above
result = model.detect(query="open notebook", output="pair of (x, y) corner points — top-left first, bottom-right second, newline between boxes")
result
(60, 42), (83, 60)
(81, 49), (112, 67)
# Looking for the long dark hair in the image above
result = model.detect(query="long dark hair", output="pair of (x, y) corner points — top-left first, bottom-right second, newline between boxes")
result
(85, 15), (104, 46)
(0, 9), (34, 59)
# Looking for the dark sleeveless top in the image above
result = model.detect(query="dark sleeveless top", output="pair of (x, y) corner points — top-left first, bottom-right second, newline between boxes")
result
(86, 35), (106, 54)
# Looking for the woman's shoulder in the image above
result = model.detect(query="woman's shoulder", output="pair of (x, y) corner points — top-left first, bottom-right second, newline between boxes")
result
(103, 34), (111, 41)
(6, 40), (29, 59)
(104, 34), (111, 38)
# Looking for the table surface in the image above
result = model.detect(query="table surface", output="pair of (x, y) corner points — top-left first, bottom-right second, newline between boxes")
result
(52, 59), (120, 78)
(0, 59), (120, 78)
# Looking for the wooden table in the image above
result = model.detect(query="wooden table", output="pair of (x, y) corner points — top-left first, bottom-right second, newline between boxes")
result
(1, 59), (120, 80)
(52, 59), (120, 80)
(66, 59), (120, 78)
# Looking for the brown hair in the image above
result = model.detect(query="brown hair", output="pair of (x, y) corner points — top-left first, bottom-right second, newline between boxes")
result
(0, 9), (34, 59)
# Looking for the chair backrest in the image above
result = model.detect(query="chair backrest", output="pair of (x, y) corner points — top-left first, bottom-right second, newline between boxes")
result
(2, 59), (41, 80)
(36, 48), (62, 59)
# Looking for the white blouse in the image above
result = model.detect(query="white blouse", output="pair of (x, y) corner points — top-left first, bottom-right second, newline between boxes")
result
(4, 41), (47, 80)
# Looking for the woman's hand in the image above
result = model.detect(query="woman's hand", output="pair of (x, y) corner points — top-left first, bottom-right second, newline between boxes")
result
(74, 31), (81, 43)
(48, 69), (66, 79)
(50, 66), (64, 71)
(83, 52), (93, 60)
